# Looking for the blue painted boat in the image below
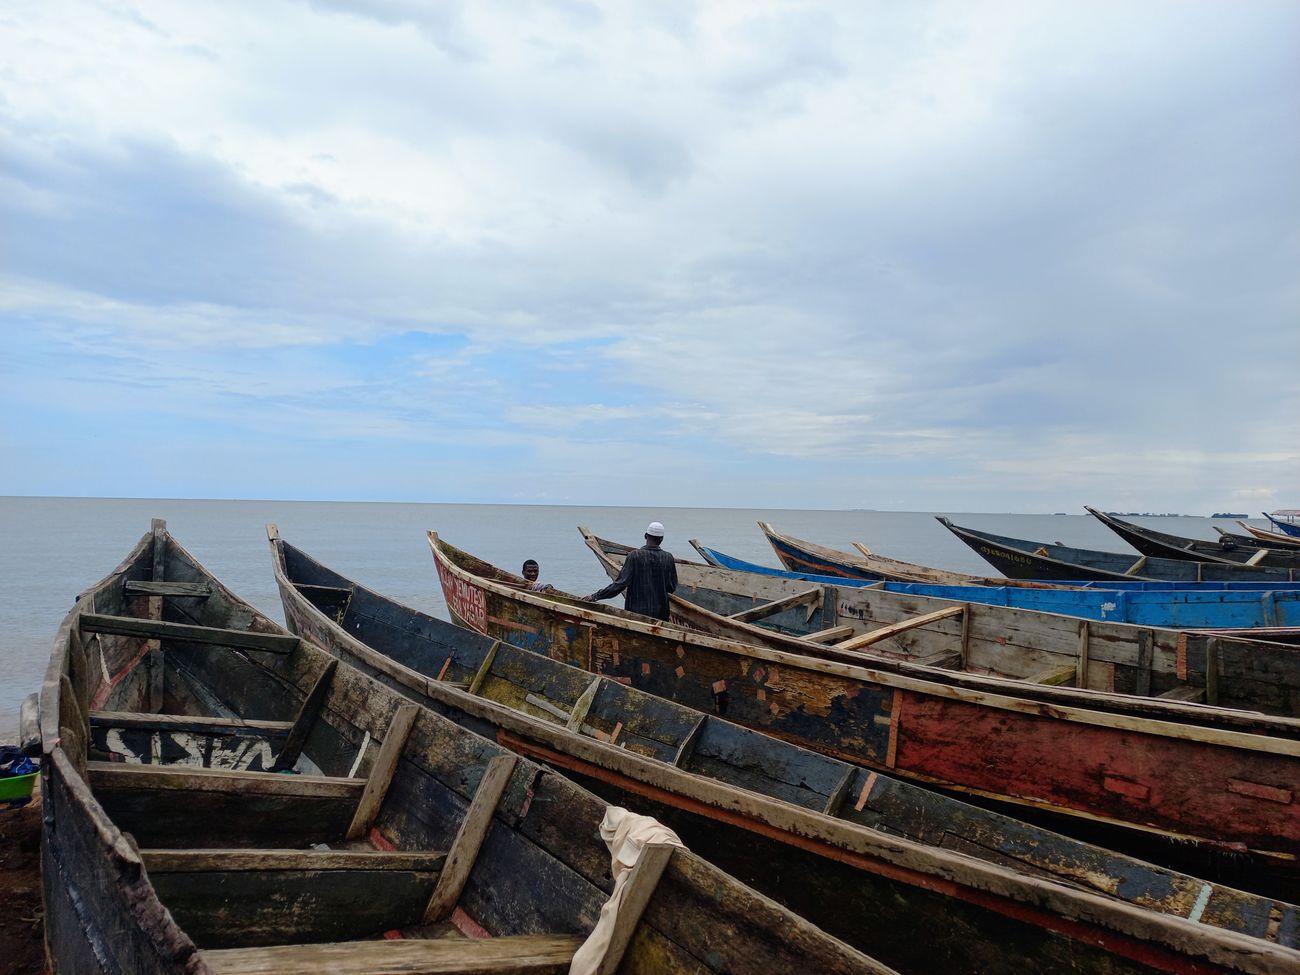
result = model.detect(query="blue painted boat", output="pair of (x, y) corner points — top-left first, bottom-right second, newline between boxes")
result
(689, 541), (1300, 628)
(1267, 511), (1300, 538)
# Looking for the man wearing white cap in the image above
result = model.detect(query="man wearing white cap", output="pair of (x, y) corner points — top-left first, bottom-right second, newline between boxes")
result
(584, 521), (678, 621)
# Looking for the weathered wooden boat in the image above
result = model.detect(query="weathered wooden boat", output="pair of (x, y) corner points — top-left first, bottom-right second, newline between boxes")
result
(758, 521), (1072, 587)
(583, 530), (1300, 715)
(271, 529), (1300, 972)
(1088, 509), (1300, 569)
(431, 531), (1300, 894)
(689, 540), (1300, 629)
(38, 519), (884, 975)
(1232, 523), (1300, 548)
(1265, 512), (1300, 539)
(940, 518), (1300, 583)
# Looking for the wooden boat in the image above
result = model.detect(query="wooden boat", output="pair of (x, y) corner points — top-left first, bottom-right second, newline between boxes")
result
(1265, 512), (1300, 539)
(940, 518), (1300, 583)
(582, 530), (1300, 715)
(1232, 522), (1300, 548)
(37, 519), (882, 975)
(431, 530), (1300, 893)
(1088, 509), (1300, 569)
(757, 521), (1071, 587)
(270, 529), (1300, 972)
(689, 539), (1300, 629)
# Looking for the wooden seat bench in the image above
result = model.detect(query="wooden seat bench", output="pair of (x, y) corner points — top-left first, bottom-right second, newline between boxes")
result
(200, 933), (583, 974)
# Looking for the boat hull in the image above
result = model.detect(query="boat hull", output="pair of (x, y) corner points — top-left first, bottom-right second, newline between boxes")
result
(430, 533), (1300, 880)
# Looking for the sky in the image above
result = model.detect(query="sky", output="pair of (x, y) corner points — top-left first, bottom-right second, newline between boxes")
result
(1, 0), (1297, 513)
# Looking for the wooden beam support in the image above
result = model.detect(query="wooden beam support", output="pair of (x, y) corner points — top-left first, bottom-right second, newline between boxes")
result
(1135, 631), (1154, 697)
(270, 659), (337, 773)
(1124, 556), (1148, 577)
(124, 581), (213, 598)
(727, 587), (822, 624)
(958, 604), (972, 668)
(90, 710), (293, 737)
(671, 715), (706, 767)
(87, 761), (363, 799)
(851, 542), (874, 558)
(1075, 620), (1090, 689)
(141, 848), (447, 874)
(822, 766), (856, 817)
(834, 605), (965, 652)
(801, 625), (854, 644)
(913, 650), (962, 671)
(466, 640), (501, 696)
(1245, 548), (1270, 566)
(566, 677), (602, 732)
(1206, 638), (1220, 706)
(79, 613), (300, 655)
(423, 755), (518, 922)
(201, 935), (582, 975)
(346, 704), (419, 840)
(1027, 665), (1077, 686)
(595, 842), (676, 975)
(1158, 686), (1206, 703)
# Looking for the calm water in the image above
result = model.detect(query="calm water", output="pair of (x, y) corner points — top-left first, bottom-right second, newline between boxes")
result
(0, 496), (1263, 729)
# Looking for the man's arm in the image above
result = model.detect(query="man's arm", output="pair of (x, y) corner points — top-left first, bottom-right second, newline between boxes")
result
(665, 557), (678, 594)
(585, 554), (634, 602)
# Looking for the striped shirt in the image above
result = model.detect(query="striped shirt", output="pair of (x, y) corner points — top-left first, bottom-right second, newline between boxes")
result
(590, 545), (678, 621)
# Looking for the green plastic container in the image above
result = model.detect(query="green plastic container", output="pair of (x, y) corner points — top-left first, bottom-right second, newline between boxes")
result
(0, 771), (38, 801)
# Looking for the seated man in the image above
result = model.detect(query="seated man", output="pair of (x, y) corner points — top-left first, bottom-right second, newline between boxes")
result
(583, 522), (677, 621)
(521, 559), (553, 592)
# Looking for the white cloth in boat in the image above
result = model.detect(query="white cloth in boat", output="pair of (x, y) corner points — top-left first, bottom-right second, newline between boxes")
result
(569, 806), (685, 975)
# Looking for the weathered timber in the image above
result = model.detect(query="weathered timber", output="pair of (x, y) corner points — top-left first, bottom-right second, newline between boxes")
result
(80, 613), (300, 654)
(729, 587), (823, 623)
(595, 842), (676, 975)
(125, 581), (213, 598)
(200, 935), (584, 975)
(833, 606), (966, 651)
(90, 710), (293, 736)
(346, 703), (419, 839)
(423, 754), (518, 922)
(270, 658), (338, 772)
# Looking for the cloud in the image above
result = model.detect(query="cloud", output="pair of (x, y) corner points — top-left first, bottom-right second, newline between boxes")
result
(1, 0), (1297, 509)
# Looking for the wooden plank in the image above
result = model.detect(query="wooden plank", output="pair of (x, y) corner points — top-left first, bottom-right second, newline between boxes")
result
(125, 581), (213, 598)
(1124, 556), (1148, 577)
(1158, 686), (1206, 703)
(423, 754), (518, 922)
(822, 766), (856, 817)
(466, 640), (501, 696)
(1135, 630), (1154, 697)
(270, 659), (338, 772)
(87, 762), (363, 799)
(346, 703), (419, 840)
(801, 625), (854, 643)
(595, 842), (676, 975)
(524, 694), (570, 722)
(1026, 665), (1077, 686)
(727, 587), (822, 623)
(1206, 637), (1220, 706)
(79, 613), (300, 654)
(566, 677), (602, 732)
(959, 604), (972, 668)
(671, 714), (707, 767)
(90, 710), (293, 736)
(141, 848), (446, 873)
(1245, 548), (1270, 566)
(89, 761), (365, 848)
(834, 606), (966, 652)
(202, 935), (582, 975)
(1075, 620), (1090, 689)
(913, 650), (962, 670)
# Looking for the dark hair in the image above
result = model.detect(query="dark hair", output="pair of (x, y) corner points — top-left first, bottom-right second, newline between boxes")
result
(522, 559), (539, 570)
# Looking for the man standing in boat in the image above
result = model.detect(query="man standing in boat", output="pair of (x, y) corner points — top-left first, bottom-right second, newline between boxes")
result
(584, 521), (678, 620)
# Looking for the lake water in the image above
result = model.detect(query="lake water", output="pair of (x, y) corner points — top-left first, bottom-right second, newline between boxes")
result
(0, 496), (1262, 729)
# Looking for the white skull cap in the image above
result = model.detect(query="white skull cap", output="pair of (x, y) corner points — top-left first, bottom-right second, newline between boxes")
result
(646, 521), (666, 537)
